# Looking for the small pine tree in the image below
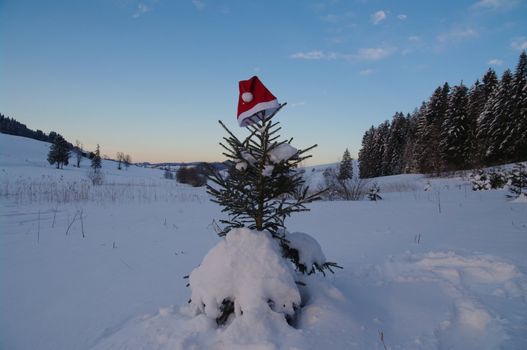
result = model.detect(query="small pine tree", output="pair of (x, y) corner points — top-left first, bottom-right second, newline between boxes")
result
(367, 183), (382, 201)
(488, 168), (507, 189)
(47, 134), (70, 169)
(206, 104), (338, 274)
(338, 148), (353, 180)
(91, 144), (102, 172)
(507, 163), (527, 198)
(469, 169), (491, 191)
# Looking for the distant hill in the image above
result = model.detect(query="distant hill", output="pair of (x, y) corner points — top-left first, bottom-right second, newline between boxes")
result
(0, 113), (72, 147)
(0, 115), (226, 170)
(143, 162), (227, 171)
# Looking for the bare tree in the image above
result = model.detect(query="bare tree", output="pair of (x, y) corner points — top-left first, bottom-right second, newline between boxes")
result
(116, 152), (124, 170)
(75, 140), (83, 168)
(123, 154), (132, 169)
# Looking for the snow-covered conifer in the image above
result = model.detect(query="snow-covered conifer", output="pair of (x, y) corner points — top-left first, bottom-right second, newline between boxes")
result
(91, 144), (102, 171)
(197, 101), (341, 326)
(373, 120), (390, 176)
(507, 51), (527, 161)
(466, 81), (485, 167)
(338, 148), (353, 180)
(415, 83), (449, 174)
(507, 163), (527, 198)
(367, 183), (382, 201)
(440, 83), (469, 170)
(206, 104), (323, 237)
(358, 126), (375, 178)
(47, 134), (70, 169)
(469, 169), (491, 191)
(476, 69), (499, 163)
(485, 70), (514, 164)
(385, 112), (408, 175)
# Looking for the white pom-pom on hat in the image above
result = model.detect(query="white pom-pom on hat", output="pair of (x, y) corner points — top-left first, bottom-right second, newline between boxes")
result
(241, 92), (253, 103)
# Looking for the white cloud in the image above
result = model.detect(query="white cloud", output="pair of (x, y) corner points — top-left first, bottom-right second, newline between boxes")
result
(291, 101), (306, 108)
(472, 0), (518, 10)
(371, 10), (387, 25)
(132, 3), (151, 18)
(359, 68), (374, 76)
(192, 0), (205, 10)
(356, 47), (391, 60)
(408, 35), (421, 42)
(397, 14), (407, 20)
(488, 58), (503, 65)
(289, 51), (337, 60)
(437, 28), (478, 43)
(290, 47), (393, 62)
(511, 38), (527, 51)
(320, 11), (354, 23)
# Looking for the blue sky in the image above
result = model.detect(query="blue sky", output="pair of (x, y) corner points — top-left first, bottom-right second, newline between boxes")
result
(1, 0), (526, 164)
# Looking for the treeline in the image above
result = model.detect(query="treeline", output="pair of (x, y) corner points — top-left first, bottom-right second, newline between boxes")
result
(0, 113), (73, 147)
(359, 51), (527, 178)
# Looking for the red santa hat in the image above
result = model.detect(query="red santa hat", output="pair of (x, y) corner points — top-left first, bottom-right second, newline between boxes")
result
(237, 76), (280, 127)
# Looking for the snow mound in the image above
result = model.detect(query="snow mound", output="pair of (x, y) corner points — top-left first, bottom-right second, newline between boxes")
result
(286, 232), (326, 269)
(511, 192), (527, 203)
(188, 228), (301, 322)
(91, 278), (357, 350)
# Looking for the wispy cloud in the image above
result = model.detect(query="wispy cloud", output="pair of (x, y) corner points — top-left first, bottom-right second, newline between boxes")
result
(437, 28), (478, 43)
(320, 11), (354, 23)
(359, 68), (375, 76)
(289, 47), (393, 62)
(192, 0), (206, 10)
(290, 101), (306, 108)
(289, 51), (338, 60)
(397, 14), (407, 20)
(511, 37), (527, 51)
(356, 47), (391, 60)
(371, 10), (387, 25)
(472, 0), (519, 10)
(132, 3), (151, 19)
(408, 35), (421, 42)
(488, 58), (503, 65)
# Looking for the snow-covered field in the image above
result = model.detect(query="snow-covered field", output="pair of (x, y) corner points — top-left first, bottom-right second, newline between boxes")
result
(1, 133), (526, 349)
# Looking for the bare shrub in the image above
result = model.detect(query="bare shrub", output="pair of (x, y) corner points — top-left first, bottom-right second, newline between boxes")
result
(87, 169), (104, 186)
(321, 167), (368, 200)
(163, 168), (174, 179)
(176, 166), (207, 187)
(0, 176), (208, 205)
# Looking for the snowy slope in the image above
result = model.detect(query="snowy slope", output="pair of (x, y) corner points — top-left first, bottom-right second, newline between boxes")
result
(0, 133), (165, 182)
(1, 133), (527, 350)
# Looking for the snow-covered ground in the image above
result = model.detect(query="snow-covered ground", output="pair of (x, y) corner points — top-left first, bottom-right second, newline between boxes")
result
(1, 133), (526, 349)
